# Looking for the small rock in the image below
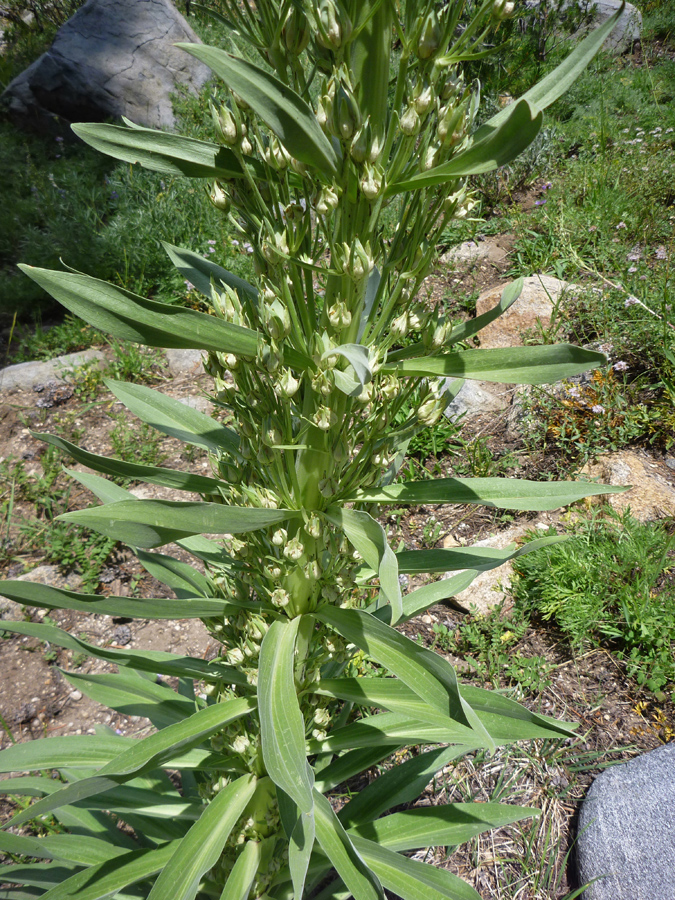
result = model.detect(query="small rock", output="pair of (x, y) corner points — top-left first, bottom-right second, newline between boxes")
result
(581, 451), (675, 522)
(164, 348), (205, 377)
(69, 690), (83, 702)
(14, 703), (37, 724)
(440, 241), (490, 265)
(0, 350), (105, 393)
(442, 379), (509, 420)
(112, 624), (132, 646)
(474, 275), (579, 350)
(577, 743), (675, 899)
(442, 534), (460, 549)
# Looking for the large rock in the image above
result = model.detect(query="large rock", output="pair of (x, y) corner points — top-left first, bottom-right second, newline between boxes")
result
(1, 0), (211, 132)
(474, 275), (578, 350)
(576, 0), (641, 55)
(581, 450), (675, 522)
(576, 743), (675, 899)
(0, 349), (105, 393)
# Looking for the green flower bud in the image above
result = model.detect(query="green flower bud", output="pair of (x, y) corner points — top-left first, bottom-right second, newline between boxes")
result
(208, 181), (231, 212)
(211, 101), (239, 145)
(314, 406), (337, 431)
(315, 185), (339, 215)
(271, 588), (290, 607)
(316, 0), (352, 49)
(263, 298), (292, 341)
(327, 300), (352, 331)
(360, 162), (383, 200)
(276, 368), (300, 399)
(305, 514), (322, 540)
(417, 10), (441, 59)
(418, 396), (444, 426)
(399, 104), (421, 137)
(272, 527), (287, 546)
(390, 311), (408, 339)
(413, 80), (434, 115)
(492, 0), (515, 21)
(284, 537), (305, 561)
(329, 80), (361, 142)
(282, 7), (310, 54)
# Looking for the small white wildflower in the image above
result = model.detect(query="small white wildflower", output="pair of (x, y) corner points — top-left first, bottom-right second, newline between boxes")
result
(591, 404), (605, 414)
(625, 296), (640, 307)
(616, 221), (627, 230)
(613, 361), (629, 372)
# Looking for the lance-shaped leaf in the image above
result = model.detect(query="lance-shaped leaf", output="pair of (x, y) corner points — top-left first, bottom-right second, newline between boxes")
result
(351, 836), (480, 900)
(178, 45), (338, 176)
(35, 841), (180, 900)
(0, 862), (79, 891)
(349, 475), (626, 510)
(290, 808), (316, 900)
(471, 2), (626, 141)
(4, 697), (255, 829)
(57, 498), (299, 548)
(382, 343), (608, 384)
(147, 774), (256, 900)
(61, 669), (194, 729)
(0, 580), (238, 620)
(259, 618), (314, 814)
(386, 99), (542, 195)
(163, 241), (258, 303)
(326, 344), (373, 397)
(351, 802), (539, 852)
(135, 548), (213, 598)
(106, 380), (239, 456)
(72, 120), (247, 179)
(0, 732), (133, 773)
(18, 267), (261, 357)
(0, 620), (245, 684)
(218, 839), (261, 900)
(313, 790), (384, 900)
(372, 569), (481, 625)
(34, 432), (225, 495)
(0, 832), (130, 867)
(314, 607), (472, 727)
(324, 508), (402, 622)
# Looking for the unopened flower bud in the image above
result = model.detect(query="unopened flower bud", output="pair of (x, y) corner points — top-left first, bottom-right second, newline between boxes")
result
(360, 162), (383, 200)
(399, 105), (420, 137)
(314, 406), (337, 431)
(390, 311), (408, 338)
(305, 514), (322, 540)
(212, 101), (239, 145)
(417, 10), (441, 59)
(413, 82), (434, 115)
(492, 0), (515, 21)
(270, 588), (290, 607)
(282, 6), (310, 54)
(284, 537), (305, 561)
(276, 368), (300, 399)
(328, 300), (352, 331)
(329, 79), (361, 142)
(231, 735), (251, 755)
(227, 646), (245, 665)
(316, 0), (351, 49)
(418, 396), (443, 426)
(272, 528), (287, 547)
(315, 185), (339, 215)
(209, 181), (231, 211)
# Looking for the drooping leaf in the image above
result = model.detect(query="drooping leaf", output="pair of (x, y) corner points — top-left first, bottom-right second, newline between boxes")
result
(147, 774), (257, 900)
(382, 343), (609, 384)
(0, 580), (238, 620)
(0, 832), (130, 866)
(290, 808), (316, 900)
(162, 241), (258, 303)
(71, 121), (247, 179)
(17, 267), (261, 357)
(134, 548), (213, 598)
(387, 99), (542, 195)
(445, 278), (524, 346)
(218, 839), (261, 900)
(258, 618), (314, 814)
(105, 379), (239, 456)
(349, 476), (626, 510)
(0, 620), (245, 685)
(373, 569), (480, 624)
(307, 711), (478, 754)
(177, 45), (338, 176)
(324, 344), (373, 398)
(33, 432), (225, 495)
(57, 498), (300, 549)
(324, 509), (402, 622)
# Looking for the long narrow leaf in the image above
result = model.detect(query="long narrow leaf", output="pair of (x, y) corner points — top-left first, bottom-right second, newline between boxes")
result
(34, 432), (225, 494)
(258, 618), (314, 813)
(349, 476), (626, 510)
(383, 344), (608, 384)
(17, 267), (261, 357)
(177, 45), (338, 176)
(219, 839), (261, 900)
(163, 241), (258, 303)
(313, 790), (384, 900)
(58, 498), (299, 548)
(147, 774), (256, 900)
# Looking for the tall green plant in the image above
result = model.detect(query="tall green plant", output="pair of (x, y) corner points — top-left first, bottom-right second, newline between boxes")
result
(0, 2), (626, 898)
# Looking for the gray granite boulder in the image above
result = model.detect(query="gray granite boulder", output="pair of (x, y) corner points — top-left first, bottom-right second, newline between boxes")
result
(576, 743), (675, 899)
(1, 0), (211, 132)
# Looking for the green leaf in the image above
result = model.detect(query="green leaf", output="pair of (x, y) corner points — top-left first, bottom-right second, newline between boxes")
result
(0, 580), (238, 620)
(349, 476), (626, 510)
(313, 790), (384, 900)
(0, 832), (130, 866)
(374, 569), (480, 624)
(106, 379), (239, 456)
(392, 535), (565, 574)
(66, 468), (132, 504)
(445, 278), (524, 346)
(314, 747), (397, 794)
(57, 498), (300, 549)
(325, 345), (373, 398)
(382, 344), (609, 385)
(290, 809), (316, 900)
(0, 620), (243, 685)
(471, 2), (626, 139)
(351, 802), (539, 852)
(162, 241), (258, 303)
(351, 836), (480, 900)
(336, 745), (474, 829)
(4, 698), (255, 829)
(259, 618), (314, 814)
(314, 607), (472, 728)
(0, 733), (134, 773)
(307, 711), (478, 754)
(34, 432), (225, 495)
(177, 45), (338, 176)
(60, 669), (193, 729)
(38, 841), (180, 900)
(71, 121), (247, 179)
(460, 684), (577, 741)
(218, 839), (261, 900)
(134, 548), (213, 598)
(147, 774), (257, 900)
(17, 267), (261, 357)
(0, 864), (79, 891)
(324, 509), (402, 623)
(387, 99), (542, 195)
